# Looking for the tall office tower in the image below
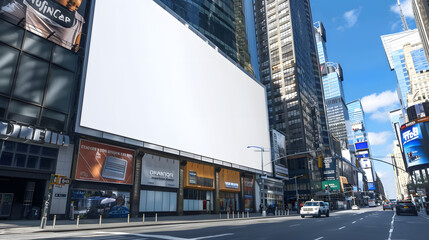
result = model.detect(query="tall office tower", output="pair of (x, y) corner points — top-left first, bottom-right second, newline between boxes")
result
(347, 100), (376, 187)
(381, 29), (422, 113)
(159, 0), (253, 75)
(392, 141), (410, 200)
(412, 0), (429, 61)
(254, 0), (328, 201)
(403, 43), (429, 106)
(314, 21), (351, 150)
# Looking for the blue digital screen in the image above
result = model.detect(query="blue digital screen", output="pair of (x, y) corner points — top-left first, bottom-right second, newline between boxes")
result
(355, 141), (369, 150)
(401, 121), (429, 168)
(368, 182), (375, 191)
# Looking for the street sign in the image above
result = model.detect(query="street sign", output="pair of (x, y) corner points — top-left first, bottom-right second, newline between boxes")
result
(50, 175), (71, 185)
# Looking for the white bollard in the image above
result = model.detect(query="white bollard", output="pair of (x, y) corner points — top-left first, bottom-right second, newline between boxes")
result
(52, 215), (56, 229)
(142, 214), (145, 223)
(155, 213), (158, 223)
(247, 212), (249, 218)
(238, 212), (240, 218)
(127, 214), (130, 224)
(76, 216), (80, 228)
(242, 212), (244, 218)
(232, 212), (234, 219)
(99, 215), (102, 225)
(227, 212), (229, 219)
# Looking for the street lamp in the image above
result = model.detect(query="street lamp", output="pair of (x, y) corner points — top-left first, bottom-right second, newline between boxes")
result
(247, 146), (267, 216)
(290, 174), (303, 212)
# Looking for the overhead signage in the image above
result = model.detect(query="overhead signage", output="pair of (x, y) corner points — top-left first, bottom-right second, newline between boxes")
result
(0, 121), (69, 146)
(0, 0), (88, 52)
(351, 122), (363, 131)
(274, 165), (289, 180)
(141, 154), (179, 188)
(361, 158), (371, 169)
(400, 118), (429, 168)
(368, 182), (376, 191)
(76, 140), (135, 185)
(50, 174), (71, 185)
(323, 157), (336, 180)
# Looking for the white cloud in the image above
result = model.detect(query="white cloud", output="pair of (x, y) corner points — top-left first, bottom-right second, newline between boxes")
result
(390, 0), (414, 19)
(361, 90), (399, 113)
(369, 110), (391, 122)
(368, 131), (393, 146)
(337, 7), (362, 31)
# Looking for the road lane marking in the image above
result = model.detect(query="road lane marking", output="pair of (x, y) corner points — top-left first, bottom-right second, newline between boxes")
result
(388, 212), (396, 240)
(360, 218), (363, 220)
(352, 221), (356, 224)
(94, 232), (233, 240)
(315, 237), (324, 240)
(289, 224), (300, 227)
(193, 233), (234, 240)
(338, 226), (346, 230)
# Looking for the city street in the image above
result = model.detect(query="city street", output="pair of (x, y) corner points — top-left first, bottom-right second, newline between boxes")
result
(4, 207), (429, 240)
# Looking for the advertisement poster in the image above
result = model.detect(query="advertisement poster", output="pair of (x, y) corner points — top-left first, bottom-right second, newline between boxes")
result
(243, 177), (254, 212)
(367, 182), (376, 191)
(272, 129), (286, 160)
(322, 180), (341, 192)
(401, 119), (429, 168)
(323, 157), (336, 180)
(0, 0), (87, 52)
(71, 189), (130, 219)
(76, 139), (135, 185)
(141, 154), (179, 188)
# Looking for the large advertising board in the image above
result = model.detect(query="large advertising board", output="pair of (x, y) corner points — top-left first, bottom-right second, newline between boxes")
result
(367, 182), (376, 191)
(75, 140), (134, 185)
(400, 117), (429, 168)
(141, 154), (179, 188)
(355, 141), (369, 151)
(322, 180), (341, 192)
(0, 0), (87, 52)
(272, 129), (286, 160)
(363, 168), (374, 182)
(79, 0), (271, 173)
(323, 157), (336, 180)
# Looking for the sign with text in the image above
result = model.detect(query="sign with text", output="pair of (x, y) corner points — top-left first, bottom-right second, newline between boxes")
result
(322, 180), (341, 192)
(400, 118), (429, 168)
(141, 154), (179, 188)
(76, 140), (134, 185)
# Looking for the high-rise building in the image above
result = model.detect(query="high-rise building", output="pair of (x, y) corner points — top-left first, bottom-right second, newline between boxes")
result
(392, 141), (410, 200)
(254, 0), (328, 202)
(412, 0), (429, 61)
(314, 21), (351, 149)
(381, 29), (422, 113)
(347, 100), (376, 188)
(159, 0), (254, 75)
(403, 43), (429, 106)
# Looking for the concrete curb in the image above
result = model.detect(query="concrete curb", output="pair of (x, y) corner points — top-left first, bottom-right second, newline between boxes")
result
(40, 214), (299, 233)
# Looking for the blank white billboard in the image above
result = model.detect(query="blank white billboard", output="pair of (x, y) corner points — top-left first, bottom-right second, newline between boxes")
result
(80, 0), (271, 172)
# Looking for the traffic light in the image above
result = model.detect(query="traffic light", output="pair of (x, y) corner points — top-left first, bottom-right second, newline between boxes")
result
(318, 154), (323, 168)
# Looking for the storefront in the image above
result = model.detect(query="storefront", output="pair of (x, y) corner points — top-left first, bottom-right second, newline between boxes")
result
(218, 168), (241, 213)
(0, 121), (70, 219)
(70, 139), (134, 219)
(139, 154), (178, 213)
(183, 162), (214, 212)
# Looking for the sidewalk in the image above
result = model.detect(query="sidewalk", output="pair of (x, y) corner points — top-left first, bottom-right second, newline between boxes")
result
(0, 211), (299, 234)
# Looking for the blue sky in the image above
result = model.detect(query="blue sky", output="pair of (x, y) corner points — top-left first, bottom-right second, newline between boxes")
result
(310, 0), (417, 199)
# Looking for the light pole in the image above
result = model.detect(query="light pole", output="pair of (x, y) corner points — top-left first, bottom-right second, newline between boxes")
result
(290, 175), (303, 212)
(247, 146), (267, 216)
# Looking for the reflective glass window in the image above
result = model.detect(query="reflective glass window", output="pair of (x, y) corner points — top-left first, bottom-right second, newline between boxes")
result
(44, 66), (75, 112)
(26, 156), (38, 168)
(13, 54), (48, 104)
(0, 44), (19, 94)
(0, 96), (8, 118)
(22, 32), (53, 61)
(14, 154), (26, 167)
(40, 109), (67, 132)
(0, 152), (13, 166)
(52, 45), (77, 71)
(8, 100), (40, 125)
(0, 19), (24, 48)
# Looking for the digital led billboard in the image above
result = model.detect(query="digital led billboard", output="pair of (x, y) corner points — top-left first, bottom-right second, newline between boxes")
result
(0, 0), (87, 52)
(400, 117), (429, 168)
(355, 141), (369, 151)
(368, 182), (376, 191)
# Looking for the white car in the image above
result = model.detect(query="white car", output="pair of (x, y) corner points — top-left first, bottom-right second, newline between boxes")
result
(300, 200), (330, 218)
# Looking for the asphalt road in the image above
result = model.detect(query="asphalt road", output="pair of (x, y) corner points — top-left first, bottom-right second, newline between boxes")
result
(5, 206), (429, 240)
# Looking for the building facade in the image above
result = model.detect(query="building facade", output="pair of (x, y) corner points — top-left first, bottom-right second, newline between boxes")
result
(253, 0), (328, 205)
(392, 141), (410, 200)
(412, 0), (429, 62)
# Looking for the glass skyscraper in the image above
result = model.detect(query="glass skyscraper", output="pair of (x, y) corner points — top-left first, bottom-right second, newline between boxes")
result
(254, 0), (328, 201)
(314, 21), (351, 149)
(347, 100), (368, 148)
(159, 0), (253, 75)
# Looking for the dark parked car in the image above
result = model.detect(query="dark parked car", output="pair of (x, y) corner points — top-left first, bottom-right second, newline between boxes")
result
(396, 201), (418, 216)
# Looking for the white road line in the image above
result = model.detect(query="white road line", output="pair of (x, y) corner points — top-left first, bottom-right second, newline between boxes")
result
(388, 212), (396, 240)
(352, 221), (356, 224)
(289, 224), (300, 227)
(360, 218), (363, 220)
(94, 232), (234, 240)
(314, 237), (324, 240)
(338, 226), (346, 230)
(193, 233), (234, 240)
